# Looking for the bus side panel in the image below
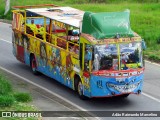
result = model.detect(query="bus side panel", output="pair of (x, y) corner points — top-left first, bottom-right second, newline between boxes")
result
(81, 73), (91, 97)
(18, 34), (76, 90)
(23, 35), (31, 66)
(44, 45), (74, 89)
(17, 45), (24, 63)
(12, 32), (17, 58)
(12, 31), (25, 63)
(45, 44), (62, 82)
(29, 41), (74, 89)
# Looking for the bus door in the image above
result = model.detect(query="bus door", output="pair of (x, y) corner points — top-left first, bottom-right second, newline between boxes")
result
(83, 43), (93, 78)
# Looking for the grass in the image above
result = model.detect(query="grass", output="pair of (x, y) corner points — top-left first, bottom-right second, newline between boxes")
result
(0, 75), (12, 95)
(0, 74), (38, 120)
(0, 0), (160, 61)
(14, 93), (32, 102)
(0, 74), (14, 107)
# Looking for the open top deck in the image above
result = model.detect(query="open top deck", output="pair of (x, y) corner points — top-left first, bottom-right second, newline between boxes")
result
(26, 7), (84, 28)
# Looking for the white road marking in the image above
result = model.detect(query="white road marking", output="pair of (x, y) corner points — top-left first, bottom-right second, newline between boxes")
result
(0, 38), (12, 44)
(142, 92), (160, 103)
(145, 60), (160, 67)
(0, 66), (100, 120)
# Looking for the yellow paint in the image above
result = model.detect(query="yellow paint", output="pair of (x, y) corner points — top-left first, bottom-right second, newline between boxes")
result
(53, 21), (66, 29)
(117, 44), (121, 70)
(61, 50), (67, 66)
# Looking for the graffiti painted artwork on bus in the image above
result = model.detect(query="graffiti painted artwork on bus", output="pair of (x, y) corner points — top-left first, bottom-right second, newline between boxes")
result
(12, 5), (146, 99)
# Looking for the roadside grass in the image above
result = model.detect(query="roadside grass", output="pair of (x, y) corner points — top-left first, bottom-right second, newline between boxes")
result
(14, 92), (32, 102)
(0, 0), (160, 61)
(0, 74), (38, 120)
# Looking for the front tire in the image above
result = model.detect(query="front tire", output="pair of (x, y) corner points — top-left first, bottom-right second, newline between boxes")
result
(75, 78), (88, 100)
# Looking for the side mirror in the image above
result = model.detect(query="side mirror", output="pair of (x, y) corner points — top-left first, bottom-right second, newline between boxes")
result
(142, 40), (146, 50)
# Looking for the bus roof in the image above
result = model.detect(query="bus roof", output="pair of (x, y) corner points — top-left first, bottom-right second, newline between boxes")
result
(26, 7), (84, 28)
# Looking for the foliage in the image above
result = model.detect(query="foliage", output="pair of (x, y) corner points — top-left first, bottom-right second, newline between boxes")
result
(148, 54), (160, 62)
(0, 75), (12, 95)
(0, 74), (14, 107)
(14, 92), (32, 102)
(0, 95), (15, 107)
(0, 73), (37, 120)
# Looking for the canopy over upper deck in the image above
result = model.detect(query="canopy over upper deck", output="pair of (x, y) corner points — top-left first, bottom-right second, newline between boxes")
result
(82, 10), (135, 39)
(26, 7), (84, 28)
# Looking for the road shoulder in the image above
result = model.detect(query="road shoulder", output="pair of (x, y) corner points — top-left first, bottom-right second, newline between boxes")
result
(0, 68), (96, 120)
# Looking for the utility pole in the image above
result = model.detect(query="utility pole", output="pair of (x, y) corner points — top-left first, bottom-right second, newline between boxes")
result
(4, 0), (10, 15)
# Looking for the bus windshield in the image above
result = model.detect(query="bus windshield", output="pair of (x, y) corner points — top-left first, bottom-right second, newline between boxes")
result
(93, 42), (143, 71)
(120, 42), (143, 70)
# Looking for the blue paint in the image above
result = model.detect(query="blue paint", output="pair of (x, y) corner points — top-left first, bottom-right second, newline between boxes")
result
(27, 18), (50, 25)
(34, 55), (74, 89)
(24, 50), (30, 66)
(89, 74), (144, 97)
(23, 50), (144, 98)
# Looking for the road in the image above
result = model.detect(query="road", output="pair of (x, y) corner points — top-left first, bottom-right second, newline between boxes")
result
(0, 22), (160, 120)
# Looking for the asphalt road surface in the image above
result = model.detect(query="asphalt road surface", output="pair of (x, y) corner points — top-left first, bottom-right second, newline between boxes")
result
(0, 22), (160, 120)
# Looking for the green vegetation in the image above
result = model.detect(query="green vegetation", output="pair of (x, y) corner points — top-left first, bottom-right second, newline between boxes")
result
(0, 75), (14, 107)
(0, 74), (37, 120)
(14, 93), (32, 102)
(0, 0), (160, 61)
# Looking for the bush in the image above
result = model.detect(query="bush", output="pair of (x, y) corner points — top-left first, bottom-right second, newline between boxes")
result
(14, 93), (32, 102)
(0, 75), (12, 95)
(0, 95), (15, 107)
(157, 37), (160, 44)
(148, 54), (160, 62)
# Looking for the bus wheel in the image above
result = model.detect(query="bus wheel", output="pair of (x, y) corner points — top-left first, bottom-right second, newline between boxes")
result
(30, 55), (38, 75)
(76, 79), (88, 100)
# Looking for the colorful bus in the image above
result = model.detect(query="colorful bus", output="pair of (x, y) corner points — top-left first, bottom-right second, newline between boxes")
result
(12, 5), (146, 99)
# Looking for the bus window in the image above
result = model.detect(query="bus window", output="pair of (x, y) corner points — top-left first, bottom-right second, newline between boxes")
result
(93, 44), (118, 71)
(69, 42), (79, 54)
(36, 25), (45, 39)
(84, 44), (93, 71)
(57, 37), (67, 49)
(52, 21), (66, 36)
(12, 12), (24, 31)
(26, 18), (49, 40)
(67, 26), (79, 44)
(120, 42), (143, 69)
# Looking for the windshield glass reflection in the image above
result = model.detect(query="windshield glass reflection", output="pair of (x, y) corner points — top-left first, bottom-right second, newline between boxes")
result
(93, 44), (118, 71)
(93, 42), (143, 71)
(120, 42), (143, 70)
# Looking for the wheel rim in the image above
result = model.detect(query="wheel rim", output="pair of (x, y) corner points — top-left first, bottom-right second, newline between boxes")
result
(78, 81), (83, 96)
